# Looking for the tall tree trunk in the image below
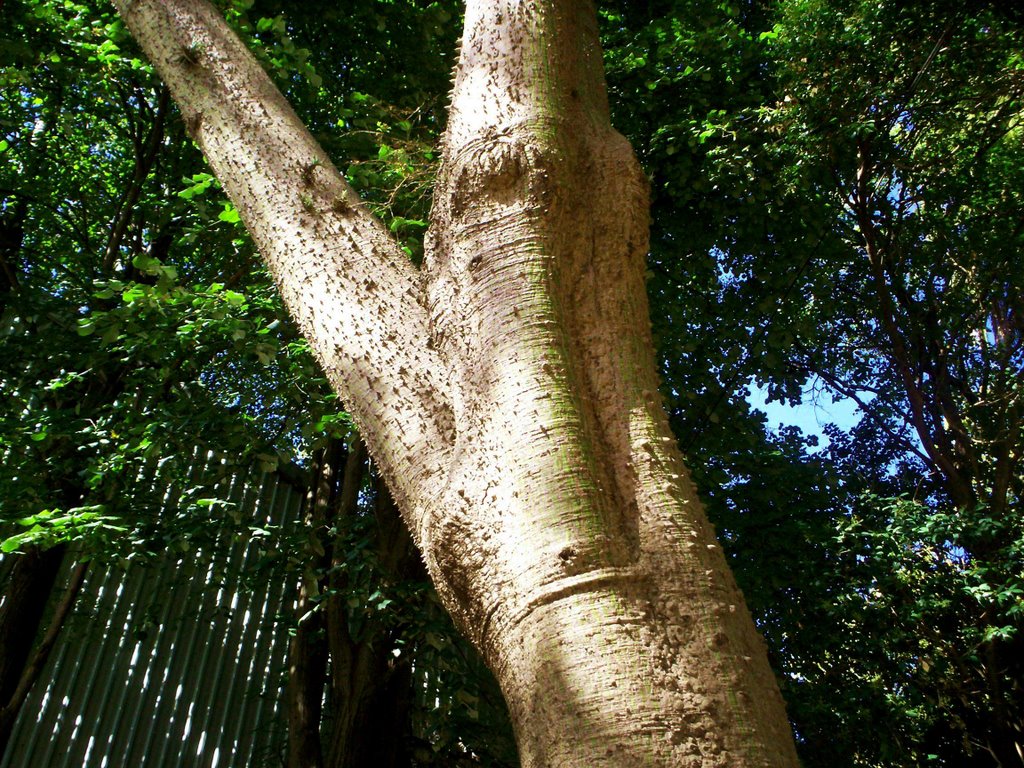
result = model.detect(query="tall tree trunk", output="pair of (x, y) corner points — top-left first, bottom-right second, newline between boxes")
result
(114, 1), (800, 765)
(420, 5), (797, 764)
(290, 437), (421, 768)
(287, 586), (328, 768)
(323, 443), (418, 768)
(331, 474), (419, 768)
(0, 544), (67, 754)
(287, 441), (344, 768)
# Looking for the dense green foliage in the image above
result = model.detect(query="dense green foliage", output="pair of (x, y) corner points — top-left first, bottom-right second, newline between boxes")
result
(0, 2), (516, 765)
(0, 0), (319, 560)
(600, 0), (1022, 764)
(1, 0), (1021, 765)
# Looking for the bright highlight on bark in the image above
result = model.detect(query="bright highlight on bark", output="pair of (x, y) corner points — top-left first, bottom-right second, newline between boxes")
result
(113, 0), (801, 764)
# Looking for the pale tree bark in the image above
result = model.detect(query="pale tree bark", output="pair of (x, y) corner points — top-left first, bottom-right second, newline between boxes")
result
(112, 1), (801, 765)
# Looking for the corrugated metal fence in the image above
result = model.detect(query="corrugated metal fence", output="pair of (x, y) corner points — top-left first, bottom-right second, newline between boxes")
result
(1, 458), (307, 768)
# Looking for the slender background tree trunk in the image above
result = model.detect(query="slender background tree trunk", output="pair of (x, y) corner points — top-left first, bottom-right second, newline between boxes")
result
(0, 545), (68, 752)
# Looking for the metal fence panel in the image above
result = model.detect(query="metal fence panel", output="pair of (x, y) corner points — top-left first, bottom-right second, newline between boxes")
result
(0, 460), (304, 768)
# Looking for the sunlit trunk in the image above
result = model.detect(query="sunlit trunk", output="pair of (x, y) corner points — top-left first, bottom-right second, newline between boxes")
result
(114, 0), (800, 764)
(416, 2), (798, 764)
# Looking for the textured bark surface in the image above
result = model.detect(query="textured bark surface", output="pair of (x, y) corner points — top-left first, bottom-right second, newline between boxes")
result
(114, 1), (801, 765)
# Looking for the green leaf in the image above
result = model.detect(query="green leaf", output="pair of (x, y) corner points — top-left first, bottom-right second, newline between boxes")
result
(223, 290), (246, 306)
(121, 285), (146, 303)
(218, 204), (241, 224)
(100, 323), (121, 345)
(132, 253), (162, 274)
(1, 533), (34, 553)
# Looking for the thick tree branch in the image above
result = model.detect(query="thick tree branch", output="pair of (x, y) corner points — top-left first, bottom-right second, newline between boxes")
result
(112, 0), (453, 526)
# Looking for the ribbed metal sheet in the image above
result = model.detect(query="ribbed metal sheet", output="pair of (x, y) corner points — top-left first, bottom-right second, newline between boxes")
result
(1, 459), (305, 768)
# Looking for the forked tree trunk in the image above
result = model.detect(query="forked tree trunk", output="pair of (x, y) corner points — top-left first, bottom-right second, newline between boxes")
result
(114, 1), (800, 765)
